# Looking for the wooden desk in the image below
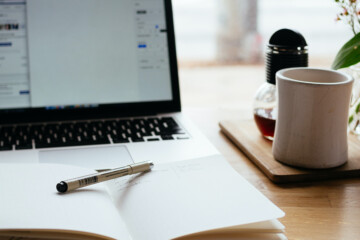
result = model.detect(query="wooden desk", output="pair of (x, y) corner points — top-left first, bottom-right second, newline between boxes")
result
(180, 65), (360, 240)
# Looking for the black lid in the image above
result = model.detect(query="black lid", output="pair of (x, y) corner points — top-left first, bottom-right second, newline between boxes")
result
(268, 28), (307, 48)
(266, 29), (308, 84)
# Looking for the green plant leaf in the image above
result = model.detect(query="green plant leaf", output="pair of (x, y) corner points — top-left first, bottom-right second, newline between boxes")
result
(356, 103), (360, 114)
(349, 115), (354, 124)
(332, 32), (360, 70)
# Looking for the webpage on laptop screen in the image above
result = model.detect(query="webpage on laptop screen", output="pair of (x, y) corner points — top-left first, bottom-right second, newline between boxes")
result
(0, 0), (172, 110)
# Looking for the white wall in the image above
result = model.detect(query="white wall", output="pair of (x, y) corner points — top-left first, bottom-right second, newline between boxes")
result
(173, 0), (353, 62)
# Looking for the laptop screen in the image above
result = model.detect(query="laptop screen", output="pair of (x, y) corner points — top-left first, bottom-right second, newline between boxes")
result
(0, 0), (178, 118)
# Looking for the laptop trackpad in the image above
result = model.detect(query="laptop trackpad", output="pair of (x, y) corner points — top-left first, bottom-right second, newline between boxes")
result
(39, 146), (134, 170)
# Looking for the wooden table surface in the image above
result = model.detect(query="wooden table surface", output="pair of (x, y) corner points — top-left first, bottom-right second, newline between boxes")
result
(179, 65), (360, 240)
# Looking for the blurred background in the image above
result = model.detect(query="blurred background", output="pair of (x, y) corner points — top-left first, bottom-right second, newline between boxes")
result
(173, 0), (353, 68)
(173, 0), (355, 109)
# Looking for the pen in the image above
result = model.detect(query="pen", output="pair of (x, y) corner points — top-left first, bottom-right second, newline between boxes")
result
(56, 161), (154, 193)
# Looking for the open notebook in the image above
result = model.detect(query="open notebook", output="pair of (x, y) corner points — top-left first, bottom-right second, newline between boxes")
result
(0, 155), (286, 240)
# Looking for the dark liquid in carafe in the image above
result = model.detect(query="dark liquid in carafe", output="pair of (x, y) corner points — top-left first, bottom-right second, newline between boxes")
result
(254, 108), (276, 140)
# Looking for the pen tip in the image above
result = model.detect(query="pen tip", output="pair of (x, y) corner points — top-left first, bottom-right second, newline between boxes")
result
(149, 161), (154, 169)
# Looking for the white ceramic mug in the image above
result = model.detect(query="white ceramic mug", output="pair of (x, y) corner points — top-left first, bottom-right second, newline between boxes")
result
(273, 68), (353, 169)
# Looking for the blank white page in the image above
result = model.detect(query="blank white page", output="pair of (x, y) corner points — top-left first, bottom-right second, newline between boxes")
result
(0, 164), (130, 240)
(107, 155), (285, 240)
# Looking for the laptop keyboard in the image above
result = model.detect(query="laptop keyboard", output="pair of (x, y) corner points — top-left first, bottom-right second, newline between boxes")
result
(0, 117), (188, 151)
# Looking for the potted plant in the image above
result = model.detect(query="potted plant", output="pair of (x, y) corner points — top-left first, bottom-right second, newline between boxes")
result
(332, 0), (360, 135)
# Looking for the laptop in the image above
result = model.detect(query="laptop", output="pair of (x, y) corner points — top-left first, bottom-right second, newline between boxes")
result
(0, 0), (218, 169)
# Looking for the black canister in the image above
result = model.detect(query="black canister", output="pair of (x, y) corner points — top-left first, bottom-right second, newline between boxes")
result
(266, 28), (308, 84)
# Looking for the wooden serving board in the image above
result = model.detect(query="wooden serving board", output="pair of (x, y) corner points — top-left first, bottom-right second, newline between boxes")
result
(219, 120), (360, 183)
